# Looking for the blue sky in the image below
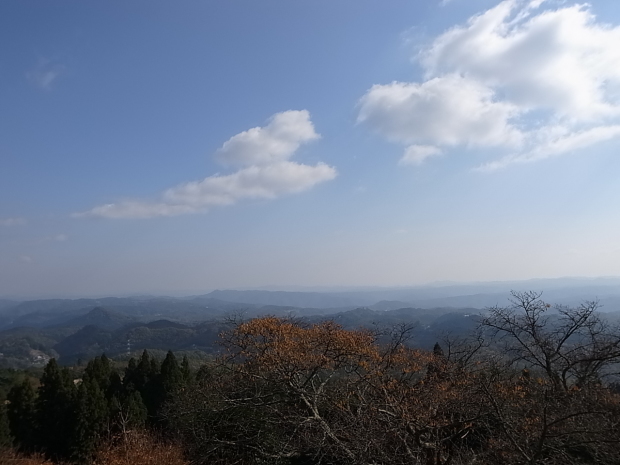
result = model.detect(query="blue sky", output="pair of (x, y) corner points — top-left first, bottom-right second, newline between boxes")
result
(2, 0), (620, 297)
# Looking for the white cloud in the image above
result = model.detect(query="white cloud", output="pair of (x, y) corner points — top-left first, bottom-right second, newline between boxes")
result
(81, 202), (197, 220)
(479, 124), (620, 170)
(422, 1), (620, 121)
(0, 217), (26, 226)
(163, 161), (336, 207)
(358, 75), (523, 148)
(216, 110), (320, 166)
(26, 58), (66, 90)
(400, 145), (443, 165)
(359, 0), (620, 168)
(77, 111), (336, 219)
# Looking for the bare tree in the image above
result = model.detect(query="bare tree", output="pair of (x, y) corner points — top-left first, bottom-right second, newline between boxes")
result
(481, 291), (620, 391)
(440, 328), (489, 372)
(164, 307), (620, 465)
(477, 291), (620, 464)
(166, 317), (490, 465)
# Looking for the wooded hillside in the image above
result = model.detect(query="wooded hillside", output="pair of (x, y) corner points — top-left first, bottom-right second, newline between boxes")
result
(2, 292), (620, 464)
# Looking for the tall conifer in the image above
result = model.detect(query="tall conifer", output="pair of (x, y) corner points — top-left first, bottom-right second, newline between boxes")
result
(36, 359), (76, 460)
(6, 379), (36, 452)
(71, 376), (108, 464)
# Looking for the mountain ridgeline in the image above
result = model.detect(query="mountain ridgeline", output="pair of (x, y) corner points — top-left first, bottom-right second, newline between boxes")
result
(2, 279), (620, 367)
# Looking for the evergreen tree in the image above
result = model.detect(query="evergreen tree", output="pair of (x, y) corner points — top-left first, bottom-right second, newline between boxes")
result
(84, 354), (113, 393)
(149, 356), (160, 376)
(161, 351), (182, 393)
(124, 351), (160, 419)
(125, 390), (147, 429)
(124, 350), (153, 392)
(143, 354), (161, 419)
(181, 355), (191, 382)
(0, 402), (11, 450)
(36, 359), (76, 460)
(125, 357), (137, 382)
(427, 342), (447, 379)
(433, 342), (445, 357)
(6, 379), (36, 452)
(150, 351), (184, 423)
(107, 370), (124, 402)
(71, 376), (108, 464)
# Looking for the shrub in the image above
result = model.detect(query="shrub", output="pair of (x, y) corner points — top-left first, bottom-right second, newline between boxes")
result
(94, 431), (187, 465)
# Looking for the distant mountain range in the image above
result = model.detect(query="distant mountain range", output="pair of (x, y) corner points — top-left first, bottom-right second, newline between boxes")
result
(198, 278), (620, 311)
(1, 278), (620, 367)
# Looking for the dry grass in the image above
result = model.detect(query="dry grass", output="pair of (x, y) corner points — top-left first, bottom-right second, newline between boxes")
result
(0, 449), (53, 465)
(0, 431), (187, 465)
(94, 431), (188, 465)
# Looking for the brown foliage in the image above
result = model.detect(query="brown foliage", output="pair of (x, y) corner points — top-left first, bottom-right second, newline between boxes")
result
(6, 294), (620, 464)
(168, 317), (491, 464)
(163, 315), (620, 465)
(479, 372), (620, 464)
(0, 432), (188, 465)
(93, 431), (188, 465)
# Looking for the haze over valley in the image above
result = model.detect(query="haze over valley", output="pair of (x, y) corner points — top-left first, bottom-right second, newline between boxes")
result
(2, 277), (620, 367)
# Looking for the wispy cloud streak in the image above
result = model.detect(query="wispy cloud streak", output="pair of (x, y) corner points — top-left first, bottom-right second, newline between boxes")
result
(77, 111), (336, 219)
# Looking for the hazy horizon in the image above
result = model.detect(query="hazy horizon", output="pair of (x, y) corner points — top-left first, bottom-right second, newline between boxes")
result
(5, 275), (620, 301)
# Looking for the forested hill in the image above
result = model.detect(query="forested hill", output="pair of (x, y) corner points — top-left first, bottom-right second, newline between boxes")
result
(0, 304), (478, 367)
(2, 281), (620, 368)
(3, 294), (620, 465)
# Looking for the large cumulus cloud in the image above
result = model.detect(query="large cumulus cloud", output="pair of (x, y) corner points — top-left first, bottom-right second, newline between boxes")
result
(358, 0), (620, 170)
